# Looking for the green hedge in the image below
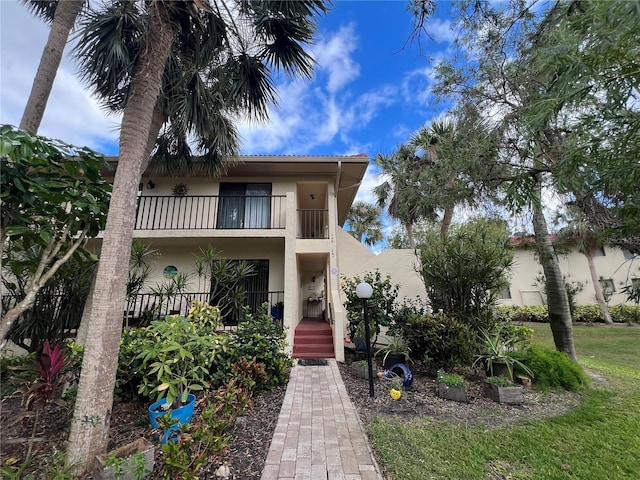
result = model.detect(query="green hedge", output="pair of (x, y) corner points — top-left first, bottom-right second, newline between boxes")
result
(495, 304), (640, 324)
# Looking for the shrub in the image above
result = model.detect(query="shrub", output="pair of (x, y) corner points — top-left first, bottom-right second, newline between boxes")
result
(398, 312), (476, 372)
(515, 345), (589, 391)
(341, 270), (401, 345)
(610, 304), (640, 324)
(227, 304), (293, 388)
(573, 305), (604, 323)
(495, 305), (549, 323)
(416, 219), (513, 333)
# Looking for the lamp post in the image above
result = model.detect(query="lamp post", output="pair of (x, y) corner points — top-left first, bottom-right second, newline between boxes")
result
(356, 281), (374, 398)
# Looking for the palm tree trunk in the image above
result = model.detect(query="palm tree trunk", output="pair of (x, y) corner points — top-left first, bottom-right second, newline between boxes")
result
(20, 0), (85, 133)
(585, 250), (613, 324)
(405, 222), (416, 249)
(532, 181), (576, 360)
(66, 4), (177, 473)
(440, 204), (454, 238)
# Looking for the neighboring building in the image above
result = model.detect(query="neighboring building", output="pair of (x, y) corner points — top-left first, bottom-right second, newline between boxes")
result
(92, 154), (370, 362)
(500, 239), (639, 306)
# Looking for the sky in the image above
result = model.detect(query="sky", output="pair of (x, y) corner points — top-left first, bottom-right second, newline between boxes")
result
(0, 0), (458, 239)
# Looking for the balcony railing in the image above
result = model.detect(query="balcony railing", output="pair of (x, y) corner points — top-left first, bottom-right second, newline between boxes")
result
(297, 209), (329, 239)
(125, 290), (285, 328)
(135, 195), (286, 231)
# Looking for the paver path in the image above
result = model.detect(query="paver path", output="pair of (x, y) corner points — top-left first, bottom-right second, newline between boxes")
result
(261, 359), (382, 480)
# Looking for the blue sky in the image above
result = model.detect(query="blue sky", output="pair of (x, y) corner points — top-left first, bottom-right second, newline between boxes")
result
(0, 0), (457, 232)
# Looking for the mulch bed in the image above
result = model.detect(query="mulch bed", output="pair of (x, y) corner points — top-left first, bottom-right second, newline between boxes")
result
(1, 353), (583, 478)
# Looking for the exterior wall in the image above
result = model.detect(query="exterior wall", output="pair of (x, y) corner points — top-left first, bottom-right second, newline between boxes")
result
(504, 244), (638, 306)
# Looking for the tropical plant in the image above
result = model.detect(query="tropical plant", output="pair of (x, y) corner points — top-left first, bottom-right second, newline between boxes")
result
(0, 125), (111, 344)
(473, 325), (534, 381)
(416, 218), (513, 333)
(136, 315), (218, 409)
(125, 240), (158, 327)
(375, 337), (410, 366)
(345, 202), (384, 247)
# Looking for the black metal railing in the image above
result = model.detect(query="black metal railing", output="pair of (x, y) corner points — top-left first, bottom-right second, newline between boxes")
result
(124, 290), (285, 328)
(135, 195), (286, 230)
(297, 209), (329, 239)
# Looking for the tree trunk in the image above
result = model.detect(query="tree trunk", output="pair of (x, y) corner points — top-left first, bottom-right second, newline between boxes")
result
(531, 182), (576, 360)
(440, 204), (454, 238)
(20, 0), (85, 133)
(65, 5), (177, 474)
(405, 222), (416, 249)
(585, 249), (613, 324)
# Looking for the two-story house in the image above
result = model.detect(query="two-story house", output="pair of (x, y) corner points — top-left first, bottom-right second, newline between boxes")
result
(93, 154), (370, 362)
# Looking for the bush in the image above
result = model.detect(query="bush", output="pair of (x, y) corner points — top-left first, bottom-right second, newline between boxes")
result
(495, 305), (549, 323)
(398, 312), (476, 372)
(227, 304), (293, 388)
(573, 305), (604, 323)
(416, 219), (513, 333)
(341, 270), (401, 345)
(610, 304), (640, 324)
(515, 345), (589, 391)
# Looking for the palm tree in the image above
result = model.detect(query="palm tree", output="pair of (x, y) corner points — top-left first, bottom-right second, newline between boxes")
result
(373, 144), (436, 248)
(65, 0), (329, 472)
(19, 0), (86, 133)
(555, 209), (613, 324)
(346, 202), (384, 247)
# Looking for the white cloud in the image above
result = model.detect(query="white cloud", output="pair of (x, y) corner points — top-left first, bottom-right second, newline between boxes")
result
(0, 1), (119, 151)
(311, 23), (360, 94)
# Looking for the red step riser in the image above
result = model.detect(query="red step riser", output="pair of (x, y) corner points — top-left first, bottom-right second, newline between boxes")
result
(295, 336), (333, 345)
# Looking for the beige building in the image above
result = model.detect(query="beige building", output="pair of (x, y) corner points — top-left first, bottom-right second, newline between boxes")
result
(501, 241), (638, 306)
(94, 154), (370, 362)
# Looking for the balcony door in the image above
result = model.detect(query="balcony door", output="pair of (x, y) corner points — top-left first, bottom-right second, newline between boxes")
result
(217, 183), (271, 229)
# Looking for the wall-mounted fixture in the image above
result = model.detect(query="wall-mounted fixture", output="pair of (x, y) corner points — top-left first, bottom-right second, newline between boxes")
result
(146, 180), (155, 190)
(309, 193), (315, 200)
(312, 276), (316, 283)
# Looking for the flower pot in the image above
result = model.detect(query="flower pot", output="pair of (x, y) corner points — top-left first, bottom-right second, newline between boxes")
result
(383, 353), (406, 369)
(351, 362), (376, 380)
(93, 437), (154, 480)
(354, 337), (367, 352)
(484, 382), (523, 404)
(487, 360), (511, 378)
(437, 383), (468, 403)
(148, 393), (196, 443)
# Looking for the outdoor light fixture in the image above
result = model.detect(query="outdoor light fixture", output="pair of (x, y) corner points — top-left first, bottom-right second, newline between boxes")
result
(355, 281), (374, 398)
(312, 276), (316, 283)
(309, 193), (315, 200)
(146, 180), (155, 190)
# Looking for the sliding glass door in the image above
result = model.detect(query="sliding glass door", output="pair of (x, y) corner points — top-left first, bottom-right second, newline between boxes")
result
(217, 183), (271, 229)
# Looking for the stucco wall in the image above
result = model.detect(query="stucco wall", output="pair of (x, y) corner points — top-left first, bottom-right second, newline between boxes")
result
(504, 244), (637, 306)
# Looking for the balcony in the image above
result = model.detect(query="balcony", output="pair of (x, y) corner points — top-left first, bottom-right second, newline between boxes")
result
(134, 195), (286, 231)
(297, 209), (329, 239)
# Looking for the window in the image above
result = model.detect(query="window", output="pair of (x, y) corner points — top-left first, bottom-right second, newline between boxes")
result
(599, 278), (615, 295)
(217, 183), (272, 229)
(499, 286), (512, 299)
(623, 249), (636, 260)
(594, 246), (606, 256)
(631, 278), (640, 289)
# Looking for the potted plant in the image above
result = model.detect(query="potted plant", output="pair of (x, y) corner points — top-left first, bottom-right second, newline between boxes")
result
(473, 324), (534, 381)
(375, 336), (410, 369)
(271, 301), (284, 322)
(350, 359), (376, 380)
(93, 437), (155, 479)
(436, 370), (468, 403)
(136, 306), (219, 442)
(484, 376), (523, 404)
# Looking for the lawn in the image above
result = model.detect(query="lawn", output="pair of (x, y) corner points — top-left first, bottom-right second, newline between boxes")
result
(366, 324), (640, 480)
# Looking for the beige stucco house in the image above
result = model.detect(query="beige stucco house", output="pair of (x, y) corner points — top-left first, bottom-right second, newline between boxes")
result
(95, 154), (372, 362)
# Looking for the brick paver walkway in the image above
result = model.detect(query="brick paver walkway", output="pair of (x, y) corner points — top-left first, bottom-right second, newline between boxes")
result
(261, 359), (382, 480)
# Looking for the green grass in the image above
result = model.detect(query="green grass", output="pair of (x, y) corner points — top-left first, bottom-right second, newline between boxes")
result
(367, 324), (640, 480)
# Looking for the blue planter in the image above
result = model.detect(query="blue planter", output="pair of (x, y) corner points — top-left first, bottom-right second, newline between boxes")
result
(148, 394), (196, 443)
